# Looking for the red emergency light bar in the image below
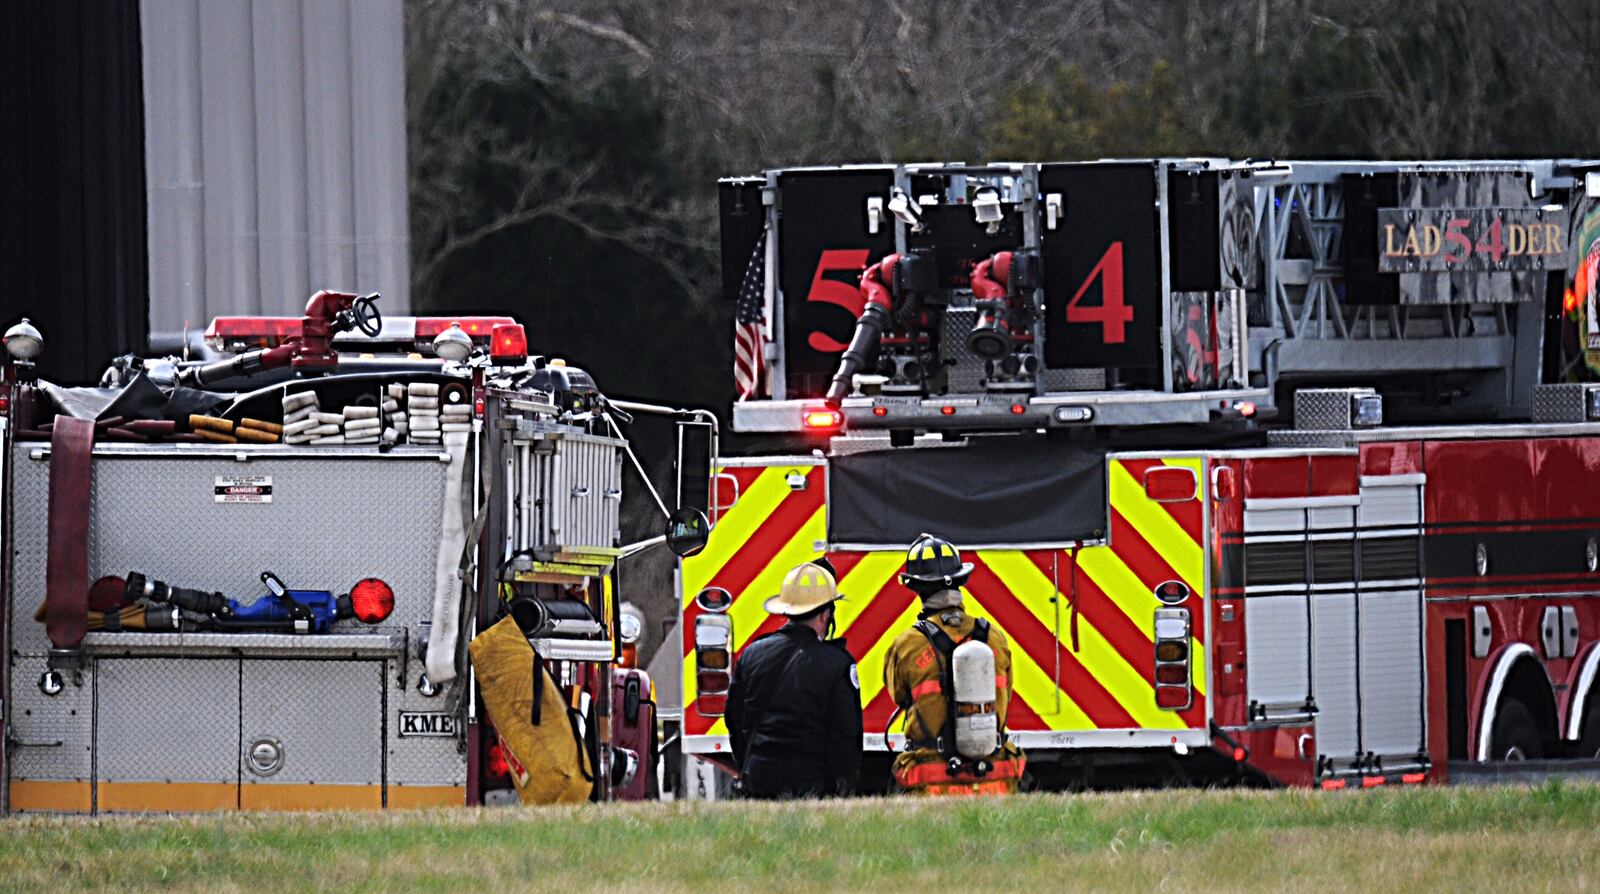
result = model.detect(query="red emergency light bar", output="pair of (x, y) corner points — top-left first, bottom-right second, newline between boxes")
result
(204, 315), (519, 354)
(415, 317), (516, 339)
(203, 317), (304, 352)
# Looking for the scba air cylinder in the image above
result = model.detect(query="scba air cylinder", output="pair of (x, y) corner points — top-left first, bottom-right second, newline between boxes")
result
(952, 639), (999, 759)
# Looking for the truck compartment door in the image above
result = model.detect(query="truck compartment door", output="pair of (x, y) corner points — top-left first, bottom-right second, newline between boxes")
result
(96, 658), (241, 811)
(240, 660), (384, 809)
(1241, 500), (1314, 721)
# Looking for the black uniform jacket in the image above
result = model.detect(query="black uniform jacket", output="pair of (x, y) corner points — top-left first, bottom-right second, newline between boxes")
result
(725, 622), (863, 797)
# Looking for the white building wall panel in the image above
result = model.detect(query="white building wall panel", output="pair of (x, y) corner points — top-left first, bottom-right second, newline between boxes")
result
(141, 0), (409, 346)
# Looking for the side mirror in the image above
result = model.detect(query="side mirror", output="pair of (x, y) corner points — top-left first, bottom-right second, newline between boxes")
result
(665, 507), (711, 559)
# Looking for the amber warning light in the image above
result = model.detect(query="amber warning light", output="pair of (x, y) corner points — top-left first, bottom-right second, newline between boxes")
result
(803, 408), (843, 431)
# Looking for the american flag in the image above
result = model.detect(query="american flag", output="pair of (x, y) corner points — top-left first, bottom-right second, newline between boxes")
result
(734, 231), (767, 401)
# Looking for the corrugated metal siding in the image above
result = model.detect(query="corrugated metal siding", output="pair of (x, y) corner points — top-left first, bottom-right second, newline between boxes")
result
(141, 0), (409, 342)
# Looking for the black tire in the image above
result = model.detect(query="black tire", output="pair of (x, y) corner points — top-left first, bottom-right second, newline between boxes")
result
(1578, 694), (1600, 759)
(1488, 699), (1543, 761)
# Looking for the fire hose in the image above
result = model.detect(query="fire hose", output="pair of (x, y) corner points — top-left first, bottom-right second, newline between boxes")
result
(825, 253), (901, 408)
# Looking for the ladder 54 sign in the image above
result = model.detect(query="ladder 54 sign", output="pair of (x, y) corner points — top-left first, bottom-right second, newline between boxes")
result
(1378, 207), (1566, 272)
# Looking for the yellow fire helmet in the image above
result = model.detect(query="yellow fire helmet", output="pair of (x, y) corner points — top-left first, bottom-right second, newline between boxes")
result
(763, 562), (844, 616)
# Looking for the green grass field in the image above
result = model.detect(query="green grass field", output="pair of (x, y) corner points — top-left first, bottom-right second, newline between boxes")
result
(3, 783), (1599, 893)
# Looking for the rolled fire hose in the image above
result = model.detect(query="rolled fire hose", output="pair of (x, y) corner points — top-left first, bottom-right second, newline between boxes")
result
(424, 431), (472, 684)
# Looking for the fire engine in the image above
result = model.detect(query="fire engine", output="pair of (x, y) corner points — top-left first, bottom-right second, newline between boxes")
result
(676, 159), (1600, 790)
(0, 293), (688, 813)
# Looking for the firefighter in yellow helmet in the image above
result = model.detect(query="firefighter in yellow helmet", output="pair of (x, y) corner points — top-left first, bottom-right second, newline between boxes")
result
(725, 562), (863, 798)
(885, 533), (1025, 795)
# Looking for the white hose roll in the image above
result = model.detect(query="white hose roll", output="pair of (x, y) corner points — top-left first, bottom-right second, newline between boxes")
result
(441, 421), (472, 432)
(343, 405), (379, 420)
(382, 427), (399, 442)
(387, 383), (406, 399)
(408, 382), (440, 397)
(310, 434), (346, 445)
(344, 418), (381, 434)
(306, 423), (342, 437)
(409, 396), (441, 410)
(952, 638), (1000, 759)
(409, 415), (440, 431)
(381, 398), (400, 414)
(283, 418), (318, 436)
(312, 411), (344, 425)
(282, 392), (318, 411)
(424, 430), (472, 684)
(284, 407), (316, 425)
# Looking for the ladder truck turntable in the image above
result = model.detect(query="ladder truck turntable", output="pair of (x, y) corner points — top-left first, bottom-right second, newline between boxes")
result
(675, 158), (1600, 791)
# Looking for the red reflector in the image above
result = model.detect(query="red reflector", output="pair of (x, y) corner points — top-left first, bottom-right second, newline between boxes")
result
(803, 409), (843, 430)
(1155, 665), (1189, 685)
(0, 395), (9, 414)
(1362, 776), (1385, 788)
(1401, 772), (1427, 784)
(1144, 466), (1198, 502)
(349, 578), (395, 623)
(1232, 746), (1247, 762)
(473, 397), (485, 417)
(940, 405), (956, 416)
(489, 323), (528, 362)
(1321, 779), (1346, 791)
(872, 406), (889, 417)
(696, 693), (727, 716)
(697, 669), (731, 693)
(1010, 403), (1026, 415)
(486, 743), (510, 779)
(1154, 685), (1188, 708)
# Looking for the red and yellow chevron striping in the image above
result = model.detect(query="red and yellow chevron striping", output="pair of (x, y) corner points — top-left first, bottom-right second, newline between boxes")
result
(680, 455), (1209, 744)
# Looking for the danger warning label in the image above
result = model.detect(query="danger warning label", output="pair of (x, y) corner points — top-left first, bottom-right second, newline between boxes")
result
(215, 475), (273, 504)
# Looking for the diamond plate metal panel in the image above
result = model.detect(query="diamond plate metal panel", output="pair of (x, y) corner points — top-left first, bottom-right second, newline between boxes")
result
(6, 655), (92, 780)
(387, 660), (467, 787)
(96, 658), (240, 784)
(8, 448), (449, 656)
(241, 659), (383, 786)
(1311, 593), (1360, 760)
(1531, 383), (1591, 424)
(1294, 389), (1363, 431)
(1358, 589), (1424, 756)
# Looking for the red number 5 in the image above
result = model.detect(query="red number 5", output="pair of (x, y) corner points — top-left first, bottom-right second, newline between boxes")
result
(1067, 242), (1132, 344)
(805, 249), (871, 352)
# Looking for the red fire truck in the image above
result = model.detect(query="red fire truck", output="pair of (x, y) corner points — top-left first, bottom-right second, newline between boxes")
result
(0, 297), (674, 813)
(674, 159), (1600, 790)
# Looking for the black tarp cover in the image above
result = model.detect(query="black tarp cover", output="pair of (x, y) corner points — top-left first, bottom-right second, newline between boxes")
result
(827, 438), (1107, 548)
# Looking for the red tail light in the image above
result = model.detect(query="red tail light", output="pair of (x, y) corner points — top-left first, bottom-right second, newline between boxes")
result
(490, 323), (528, 363)
(1321, 779), (1346, 791)
(1155, 665), (1189, 685)
(696, 693), (728, 716)
(1154, 686), (1189, 708)
(1401, 772), (1427, 784)
(697, 669), (731, 693)
(1232, 746), (1247, 762)
(486, 743), (511, 780)
(349, 578), (395, 623)
(803, 409), (843, 430)
(1362, 776), (1385, 788)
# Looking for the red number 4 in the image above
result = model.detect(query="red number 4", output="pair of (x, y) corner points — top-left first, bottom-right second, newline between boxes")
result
(1067, 241), (1132, 344)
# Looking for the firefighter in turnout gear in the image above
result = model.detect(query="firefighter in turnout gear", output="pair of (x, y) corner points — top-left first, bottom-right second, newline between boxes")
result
(886, 534), (1026, 795)
(725, 563), (863, 798)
